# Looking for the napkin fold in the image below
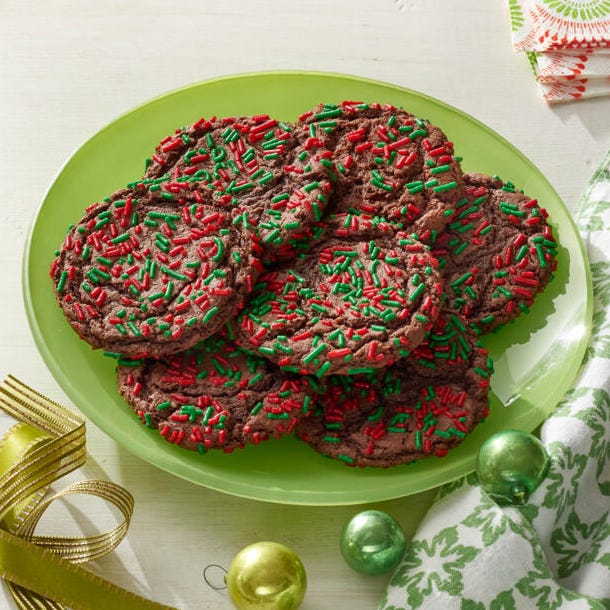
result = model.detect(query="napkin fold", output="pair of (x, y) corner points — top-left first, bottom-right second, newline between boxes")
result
(379, 150), (610, 609)
(509, 0), (610, 103)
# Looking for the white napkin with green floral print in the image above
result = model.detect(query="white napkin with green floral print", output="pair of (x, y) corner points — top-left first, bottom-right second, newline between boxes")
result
(379, 151), (610, 609)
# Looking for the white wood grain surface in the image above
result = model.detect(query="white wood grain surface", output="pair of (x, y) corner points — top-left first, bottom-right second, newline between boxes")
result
(1, 1), (609, 608)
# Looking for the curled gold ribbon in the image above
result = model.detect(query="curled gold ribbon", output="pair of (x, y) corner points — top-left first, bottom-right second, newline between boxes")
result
(0, 375), (178, 610)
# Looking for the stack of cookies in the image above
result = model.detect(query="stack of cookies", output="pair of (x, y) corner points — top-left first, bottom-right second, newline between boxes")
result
(50, 102), (558, 468)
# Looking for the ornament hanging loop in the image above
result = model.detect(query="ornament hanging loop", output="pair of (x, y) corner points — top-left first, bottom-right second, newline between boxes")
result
(202, 563), (228, 591)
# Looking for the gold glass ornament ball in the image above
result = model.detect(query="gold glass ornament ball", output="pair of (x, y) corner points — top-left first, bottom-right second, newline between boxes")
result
(225, 541), (307, 610)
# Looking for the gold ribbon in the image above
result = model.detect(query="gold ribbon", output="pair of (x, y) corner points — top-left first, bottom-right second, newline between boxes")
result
(0, 375), (178, 610)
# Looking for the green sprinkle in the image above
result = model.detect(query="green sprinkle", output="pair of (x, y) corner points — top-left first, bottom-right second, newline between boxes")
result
(433, 181), (458, 193)
(515, 245), (529, 261)
(323, 435), (341, 443)
(161, 266), (187, 281)
(347, 367), (375, 375)
(258, 346), (276, 356)
(451, 272), (472, 288)
(266, 412), (290, 420)
(303, 343), (328, 364)
(535, 243), (547, 268)
(202, 306), (219, 324)
(338, 453), (355, 464)
(310, 303), (328, 314)
(264, 228), (282, 244)
(314, 108), (342, 120)
(94, 268), (111, 281)
(406, 180), (424, 194)
(409, 128), (428, 140)
(304, 181), (320, 193)
(247, 401), (263, 416)
(315, 361), (332, 377)
(409, 283), (426, 302)
(211, 236), (225, 262)
(230, 181), (255, 193)
(312, 201), (323, 221)
(56, 271), (68, 292)
(201, 406), (214, 424)
(258, 171), (274, 185)
(248, 373), (264, 386)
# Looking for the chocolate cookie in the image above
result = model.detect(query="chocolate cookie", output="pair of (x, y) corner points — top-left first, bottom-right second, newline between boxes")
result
(50, 185), (263, 358)
(232, 227), (443, 377)
(296, 312), (493, 468)
(117, 335), (318, 453)
(298, 101), (464, 235)
(141, 114), (333, 260)
(422, 173), (559, 334)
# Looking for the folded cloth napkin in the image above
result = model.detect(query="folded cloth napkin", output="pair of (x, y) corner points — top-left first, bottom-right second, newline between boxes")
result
(535, 49), (610, 82)
(537, 75), (610, 103)
(509, 0), (610, 102)
(379, 150), (610, 609)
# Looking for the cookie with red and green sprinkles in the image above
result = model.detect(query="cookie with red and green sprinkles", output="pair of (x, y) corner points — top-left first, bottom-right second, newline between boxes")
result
(296, 312), (493, 468)
(424, 173), (558, 334)
(231, 228), (443, 377)
(117, 335), (319, 453)
(298, 101), (464, 235)
(50, 185), (264, 358)
(141, 114), (333, 261)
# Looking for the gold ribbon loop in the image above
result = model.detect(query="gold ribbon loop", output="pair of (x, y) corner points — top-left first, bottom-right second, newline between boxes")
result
(0, 429), (86, 522)
(16, 480), (135, 563)
(0, 376), (178, 610)
(0, 376), (82, 435)
(0, 423), (51, 533)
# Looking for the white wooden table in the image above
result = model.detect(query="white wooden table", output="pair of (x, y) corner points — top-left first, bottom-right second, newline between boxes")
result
(1, 2), (609, 608)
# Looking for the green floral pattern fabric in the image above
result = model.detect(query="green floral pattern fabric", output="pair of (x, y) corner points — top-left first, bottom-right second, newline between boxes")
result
(380, 150), (610, 610)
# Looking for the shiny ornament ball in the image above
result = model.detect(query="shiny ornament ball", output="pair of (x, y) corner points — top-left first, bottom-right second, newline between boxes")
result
(225, 541), (306, 610)
(476, 429), (550, 506)
(340, 510), (406, 575)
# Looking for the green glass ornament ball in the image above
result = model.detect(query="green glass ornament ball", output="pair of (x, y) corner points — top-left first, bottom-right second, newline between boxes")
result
(476, 429), (550, 505)
(225, 541), (306, 610)
(340, 510), (406, 575)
